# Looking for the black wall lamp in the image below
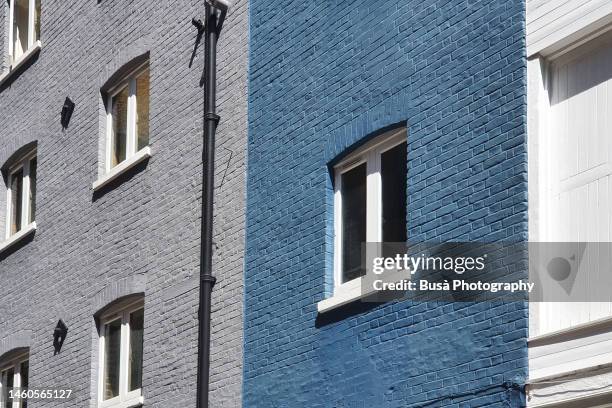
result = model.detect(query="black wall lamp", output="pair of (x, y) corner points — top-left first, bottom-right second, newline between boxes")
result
(60, 97), (75, 129)
(53, 319), (68, 355)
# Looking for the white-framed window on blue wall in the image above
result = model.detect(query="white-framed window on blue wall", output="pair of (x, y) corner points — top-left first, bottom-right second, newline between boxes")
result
(320, 128), (407, 312)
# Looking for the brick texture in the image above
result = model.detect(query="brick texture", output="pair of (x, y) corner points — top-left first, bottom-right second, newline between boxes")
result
(245, 0), (528, 407)
(0, 1), (247, 407)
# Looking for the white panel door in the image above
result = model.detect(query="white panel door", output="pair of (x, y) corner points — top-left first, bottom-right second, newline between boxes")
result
(538, 33), (612, 336)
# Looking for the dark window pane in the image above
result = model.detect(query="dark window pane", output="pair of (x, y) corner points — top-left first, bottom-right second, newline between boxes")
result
(341, 164), (367, 283)
(13, 0), (29, 62)
(128, 309), (144, 391)
(111, 87), (129, 167)
(10, 169), (23, 235)
(381, 142), (407, 243)
(136, 70), (150, 151)
(4, 368), (14, 407)
(34, 0), (40, 42)
(29, 158), (36, 223)
(103, 319), (121, 400)
(20, 360), (28, 408)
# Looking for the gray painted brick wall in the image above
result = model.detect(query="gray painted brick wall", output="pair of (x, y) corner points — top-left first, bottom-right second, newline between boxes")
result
(0, 1), (247, 407)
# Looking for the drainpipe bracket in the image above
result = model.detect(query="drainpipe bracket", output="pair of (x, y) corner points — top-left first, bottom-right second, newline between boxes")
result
(192, 18), (205, 33)
(201, 275), (217, 287)
(204, 112), (220, 123)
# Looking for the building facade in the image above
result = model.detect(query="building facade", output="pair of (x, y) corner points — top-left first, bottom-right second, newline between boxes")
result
(0, 1), (247, 407)
(526, 0), (612, 407)
(244, 0), (529, 407)
(245, 0), (612, 407)
(3, 0), (612, 408)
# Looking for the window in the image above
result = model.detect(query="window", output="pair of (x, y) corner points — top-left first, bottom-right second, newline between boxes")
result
(98, 300), (144, 408)
(106, 65), (150, 172)
(333, 129), (407, 294)
(0, 353), (29, 408)
(5, 152), (36, 240)
(8, 0), (40, 63)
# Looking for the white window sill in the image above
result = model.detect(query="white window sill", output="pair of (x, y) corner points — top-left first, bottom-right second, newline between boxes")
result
(318, 268), (410, 314)
(318, 277), (378, 313)
(0, 222), (36, 255)
(100, 395), (143, 408)
(0, 41), (42, 88)
(92, 147), (152, 191)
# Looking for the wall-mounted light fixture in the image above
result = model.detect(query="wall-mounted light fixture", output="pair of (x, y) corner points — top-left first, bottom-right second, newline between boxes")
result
(60, 97), (75, 129)
(53, 319), (68, 355)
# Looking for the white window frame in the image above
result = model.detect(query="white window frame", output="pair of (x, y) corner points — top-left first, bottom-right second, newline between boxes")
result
(7, 0), (39, 64)
(97, 299), (144, 408)
(105, 63), (149, 174)
(5, 150), (36, 240)
(0, 352), (29, 408)
(332, 129), (407, 298)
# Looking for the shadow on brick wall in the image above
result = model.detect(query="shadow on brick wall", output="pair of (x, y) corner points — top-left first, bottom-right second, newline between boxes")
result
(0, 232), (35, 262)
(315, 298), (382, 328)
(91, 158), (150, 201)
(0, 52), (41, 93)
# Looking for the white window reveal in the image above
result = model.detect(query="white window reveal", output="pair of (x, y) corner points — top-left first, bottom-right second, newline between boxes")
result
(98, 300), (144, 408)
(106, 65), (150, 172)
(0, 353), (29, 408)
(320, 128), (407, 312)
(8, 0), (41, 64)
(5, 152), (36, 240)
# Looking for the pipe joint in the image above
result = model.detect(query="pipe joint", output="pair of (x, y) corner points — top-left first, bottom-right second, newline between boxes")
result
(204, 112), (221, 123)
(201, 275), (217, 287)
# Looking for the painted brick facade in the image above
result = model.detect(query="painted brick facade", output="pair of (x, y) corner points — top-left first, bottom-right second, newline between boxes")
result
(0, 1), (247, 407)
(245, 0), (528, 407)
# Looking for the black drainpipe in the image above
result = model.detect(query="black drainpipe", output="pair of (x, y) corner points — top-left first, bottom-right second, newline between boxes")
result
(197, 3), (220, 408)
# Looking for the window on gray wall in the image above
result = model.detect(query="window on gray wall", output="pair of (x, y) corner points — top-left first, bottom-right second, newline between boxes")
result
(8, 0), (40, 64)
(0, 351), (29, 408)
(4, 150), (37, 240)
(105, 65), (150, 171)
(98, 299), (144, 408)
(332, 128), (407, 296)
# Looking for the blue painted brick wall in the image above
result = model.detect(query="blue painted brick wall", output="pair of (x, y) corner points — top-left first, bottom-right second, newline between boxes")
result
(245, 0), (528, 406)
